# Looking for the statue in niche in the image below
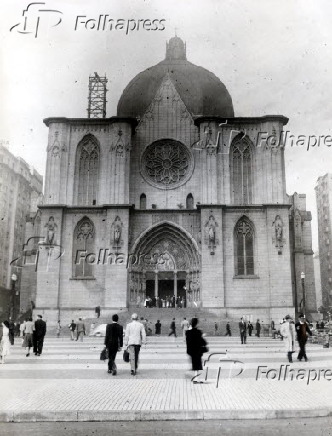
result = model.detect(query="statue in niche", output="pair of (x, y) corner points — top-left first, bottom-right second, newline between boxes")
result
(45, 216), (57, 245)
(204, 213), (218, 255)
(111, 216), (123, 250)
(272, 215), (285, 255)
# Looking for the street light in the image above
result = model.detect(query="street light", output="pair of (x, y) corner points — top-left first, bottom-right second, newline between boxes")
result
(301, 271), (306, 317)
(10, 273), (18, 319)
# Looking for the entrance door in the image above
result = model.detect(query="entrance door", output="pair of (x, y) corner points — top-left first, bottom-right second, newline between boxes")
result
(146, 280), (154, 299)
(158, 280), (174, 301)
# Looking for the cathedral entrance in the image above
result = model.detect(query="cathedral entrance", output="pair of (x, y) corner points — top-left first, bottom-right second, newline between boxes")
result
(128, 222), (201, 308)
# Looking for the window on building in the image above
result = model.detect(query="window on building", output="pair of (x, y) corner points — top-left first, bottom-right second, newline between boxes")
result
(186, 193), (194, 209)
(230, 135), (253, 204)
(74, 134), (100, 205)
(234, 216), (254, 276)
(72, 217), (95, 278)
(140, 193), (146, 210)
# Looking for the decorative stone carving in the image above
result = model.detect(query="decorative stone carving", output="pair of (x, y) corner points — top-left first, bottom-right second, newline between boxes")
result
(45, 216), (57, 245)
(49, 131), (66, 157)
(204, 212), (219, 254)
(111, 216), (123, 250)
(141, 139), (194, 189)
(76, 218), (94, 240)
(272, 215), (286, 254)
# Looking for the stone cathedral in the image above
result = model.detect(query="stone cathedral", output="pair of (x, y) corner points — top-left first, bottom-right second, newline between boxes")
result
(35, 37), (317, 324)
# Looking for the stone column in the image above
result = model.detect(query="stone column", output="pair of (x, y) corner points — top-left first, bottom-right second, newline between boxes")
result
(154, 271), (158, 298)
(174, 271), (178, 299)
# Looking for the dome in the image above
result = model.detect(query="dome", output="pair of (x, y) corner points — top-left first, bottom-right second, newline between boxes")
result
(117, 37), (234, 118)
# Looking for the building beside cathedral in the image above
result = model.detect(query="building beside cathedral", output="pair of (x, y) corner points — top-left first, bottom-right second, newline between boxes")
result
(35, 37), (316, 324)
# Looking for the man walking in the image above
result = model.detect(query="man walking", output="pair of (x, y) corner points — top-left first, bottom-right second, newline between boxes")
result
(34, 315), (47, 356)
(168, 318), (177, 337)
(76, 318), (85, 341)
(295, 313), (312, 362)
(105, 314), (123, 375)
(239, 317), (247, 344)
(255, 319), (261, 337)
(248, 321), (253, 336)
(181, 317), (189, 341)
(124, 313), (146, 375)
(225, 322), (232, 336)
(68, 320), (76, 340)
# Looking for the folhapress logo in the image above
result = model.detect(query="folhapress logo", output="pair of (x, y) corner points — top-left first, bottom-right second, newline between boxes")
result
(10, 2), (63, 38)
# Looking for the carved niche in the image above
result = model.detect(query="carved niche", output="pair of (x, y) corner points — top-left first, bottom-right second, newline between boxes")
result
(272, 215), (286, 254)
(44, 216), (58, 245)
(111, 216), (123, 250)
(204, 212), (219, 255)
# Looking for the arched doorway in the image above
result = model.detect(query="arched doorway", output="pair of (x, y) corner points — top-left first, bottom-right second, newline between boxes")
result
(128, 222), (201, 308)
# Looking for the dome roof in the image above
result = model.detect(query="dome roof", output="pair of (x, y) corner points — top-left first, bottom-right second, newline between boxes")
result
(117, 37), (234, 118)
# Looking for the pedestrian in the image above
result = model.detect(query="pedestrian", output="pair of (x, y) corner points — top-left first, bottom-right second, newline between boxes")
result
(168, 318), (177, 337)
(124, 313), (146, 376)
(239, 317), (247, 344)
(255, 319), (261, 337)
(0, 321), (11, 364)
(225, 322), (232, 336)
(89, 322), (96, 336)
(33, 315), (47, 356)
(181, 317), (189, 340)
(22, 317), (34, 357)
(56, 320), (61, 338)
(14, 322), (20, 337)
(155, 320), (161, 335)
(214, 322), (218, 336)
(105, 314), (123, 375)
(20, 320), (26, 338)
(68, 320), (76, 340)
(280, 315), (295, 362)
(76, 318), (86, 341)
(295, 313), (312, 362)
(95, 306), (101, 318)
(8, 318), (15, 345)
(186, 317), (208, 381)
(248, 321), (253, 336)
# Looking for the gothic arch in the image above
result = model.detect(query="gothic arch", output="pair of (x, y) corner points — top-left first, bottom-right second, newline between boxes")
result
(234, 216), (255, 276)
(72, 216), (95, 278)
(230, 134), (254, 204)
(74, 134), (100, 205)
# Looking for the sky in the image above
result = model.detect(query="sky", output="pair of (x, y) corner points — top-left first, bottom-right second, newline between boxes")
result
(1, 0), (332, 251)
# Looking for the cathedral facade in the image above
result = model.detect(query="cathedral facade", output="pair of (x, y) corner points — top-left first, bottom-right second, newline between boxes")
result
(36, 37), (316, 324)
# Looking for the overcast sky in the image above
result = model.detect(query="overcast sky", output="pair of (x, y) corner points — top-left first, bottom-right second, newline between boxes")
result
(1, 0), (332, 251)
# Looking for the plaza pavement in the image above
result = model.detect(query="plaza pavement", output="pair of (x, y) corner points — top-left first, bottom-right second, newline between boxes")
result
(1, 335), (332, 422)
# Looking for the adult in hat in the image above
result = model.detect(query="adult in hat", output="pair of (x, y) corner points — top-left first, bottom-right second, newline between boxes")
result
(295, 313), (312, 362)
(280, 315), (296, 362)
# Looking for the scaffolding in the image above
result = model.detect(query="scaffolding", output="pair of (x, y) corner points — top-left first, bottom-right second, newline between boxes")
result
(87, 73), (108, 118)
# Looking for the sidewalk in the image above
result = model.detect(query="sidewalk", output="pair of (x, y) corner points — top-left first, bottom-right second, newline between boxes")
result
(1, 337), (332, 422)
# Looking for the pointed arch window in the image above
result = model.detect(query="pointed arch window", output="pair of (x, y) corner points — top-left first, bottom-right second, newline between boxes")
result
(75, 135), (99, 205)
(73, 217), (95, 278)
(186, 193), (194, 209)
(234, 217), (254, 275)
(231, 136), (253, 204)
(140, 193), (146, 210)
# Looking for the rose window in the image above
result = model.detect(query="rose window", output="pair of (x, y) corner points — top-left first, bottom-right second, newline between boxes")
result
(141, 139), (193, 189)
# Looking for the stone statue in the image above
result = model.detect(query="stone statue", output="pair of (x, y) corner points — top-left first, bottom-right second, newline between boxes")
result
(45, 216), (57, 245)
(205, 213), (218, 254)
(112, 216), (123, 249)
(273, 215), (285, 254)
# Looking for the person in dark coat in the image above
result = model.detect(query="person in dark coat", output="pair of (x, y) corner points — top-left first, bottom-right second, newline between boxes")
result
(247, 321), (253, 336)
(34, 315), (47, 356)
(186, 318), (207, 380)
(225, 322), (232, 336)
(104, 314), (123, 375)
(239, 318), (247, 344)
(255, 319), (261, 337)
(155, 320), (161, 336)
(295, 313), (312, 362)
(8, 319), (15, 345)
(168, 318), (177, 337)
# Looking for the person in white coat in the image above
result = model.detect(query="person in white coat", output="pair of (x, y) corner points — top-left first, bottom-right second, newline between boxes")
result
(280, 315), (296, 363)
(0, 321), (11, 364)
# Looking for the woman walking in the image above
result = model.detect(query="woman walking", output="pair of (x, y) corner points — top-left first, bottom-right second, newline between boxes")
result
(22, 317), (34, 357)
(280, 315), (296, 362)
(186, 317), (208, 382)
(0, 321), (11, 364)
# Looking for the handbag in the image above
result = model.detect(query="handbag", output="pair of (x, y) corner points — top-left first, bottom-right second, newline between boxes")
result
(123, 348), (130, 362)
(100, 347), (108, 361)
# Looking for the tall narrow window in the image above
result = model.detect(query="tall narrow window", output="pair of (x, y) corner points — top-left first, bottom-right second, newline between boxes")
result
(231, 136), (253, 204)
(235, 217), (254, 275)
(140, 193), (146, 210)
(73, 217), (95, 278)
(75, 134), (99, 205)
(186, 193), (194, 209)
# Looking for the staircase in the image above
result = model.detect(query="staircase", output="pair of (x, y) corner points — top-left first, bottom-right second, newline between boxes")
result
(85, 308), (247, 336)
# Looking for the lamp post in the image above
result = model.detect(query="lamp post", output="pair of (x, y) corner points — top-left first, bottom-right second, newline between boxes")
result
(10, 273), (18, 320)
(301, 271), (306, 317)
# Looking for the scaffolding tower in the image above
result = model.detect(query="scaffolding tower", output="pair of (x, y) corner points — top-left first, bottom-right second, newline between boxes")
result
(87, 73), (108, 118)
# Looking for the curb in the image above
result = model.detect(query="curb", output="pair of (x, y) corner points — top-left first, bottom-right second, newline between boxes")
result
(1, 408), (332, 422)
